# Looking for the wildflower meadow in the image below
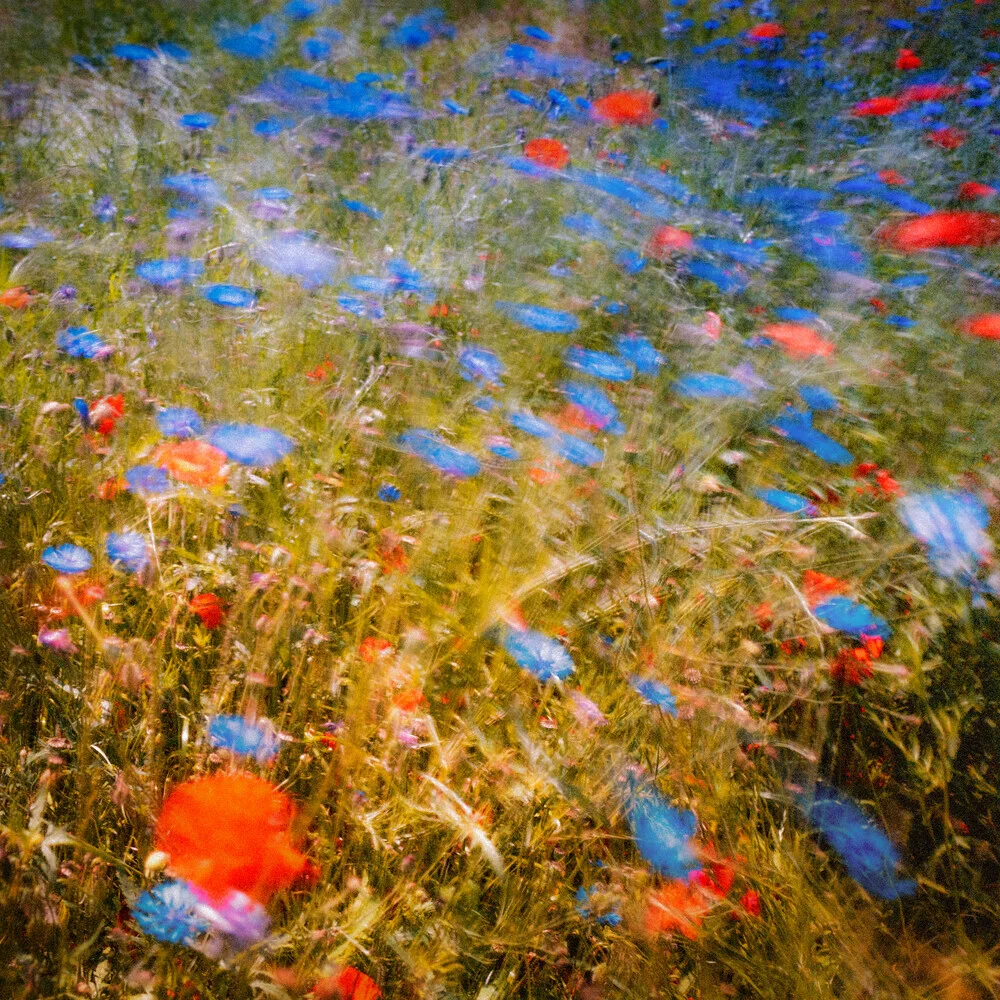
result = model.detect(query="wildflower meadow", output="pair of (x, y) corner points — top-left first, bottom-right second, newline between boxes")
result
(1, 0), (999, 997)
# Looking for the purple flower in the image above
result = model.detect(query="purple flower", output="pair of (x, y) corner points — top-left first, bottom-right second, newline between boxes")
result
(569, 690), (607, 726)
(38, 628), (78, 654)
(195, 889), (270, 943)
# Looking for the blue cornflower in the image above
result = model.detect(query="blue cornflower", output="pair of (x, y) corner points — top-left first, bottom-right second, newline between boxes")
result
(629, 676), (678, 715)
(132, 880), (210, 945)
(378, 483), (401, 502)
(624, 781), (698, 878)
(814, 596), (891, 640)
(501, 627), (575, 681)
(156, 407), (203, 439)
(106, 531), (149, 573)
(125, 465), (171, 496)
(575, 885), (622, 926)
(802, 786), (916, 899)
(56, 327), (111, 360)
(178, 112), (217, 131)
(41, 544), (92, 574)
(398, 429), (480, 478)
(207, 424), (295, 466)
(206, 715), (280, 763)
(898, 490), (992, 582)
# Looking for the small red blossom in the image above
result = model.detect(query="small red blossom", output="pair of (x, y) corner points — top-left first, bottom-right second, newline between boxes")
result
(752, 602), (773, 631)
(739, 890), (761, 917)
(747, 22), (785, 39)
(646, 225), (694, 257)
(895, 49), (921, 70)
(803, 569), (851, 607)
(590, 90), (657, 127)
(644, 880), (709, 940)
(880, 211), (1000, 252)
(359, 636), (394, 662)
(961, 313), (1000, 339)
(524, 137), (571, 170)
(188, 593), (225, 629)
(877, 169), (911, 186)
(91, 394), (125, 436)
(899, 83), (962, 102)
(0, 286), (33, 309)
(98, 477), (126, 500)
(831, 646), (874, 686)
(852, 96), (906, 117)
(393, 689), (426, 712)
(958, 181), (997, 201)
(306, 360), (335, 382)
(873, 468), (902, 498)
(313, 968), (382, 1000)
(861, 634), (884, 659)
(928, 126), (966, 150)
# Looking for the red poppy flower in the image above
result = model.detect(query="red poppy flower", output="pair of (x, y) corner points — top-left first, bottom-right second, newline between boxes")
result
(646, 225), (694, 257)
(590, 90), (657, 127)
(752, 602), (773, 631)
(928, 126), (966, 150)
(46, 579), (105, 621)
(747, 22), (785, 39)
(644, 881), (710, 940)
(524, 137), (570, 170)
(377, 532), (408, 574)
(689, 850), (735, 899)
(98, 477), (126, 500)
(895, 49), (921, 70)
(189, 592), (226, 629)
(761, 322), (834, 359)
(153, 440), (227, 488)
(156, 773), (310, 903)
(873, 468), (902, 498)
(960, 313), (1000, 339)
(739, 889), (761, 917)
(862, 635), (884, 659)
(852, 96), (906, 117)
(306, 360), (335, 382)
(879, 211), (1000, 251)
(803, 569), (851, 607)
(528, 465), (559, 485)
(90, 394), (125, 436)
(958, 181), (997, 201)
(393, 689), (426, 712)
(313, 967), (382, 1000)
(0, 286), (33, 309)
(899, 83), (961, 102)
(877, 169), (910, 186)
(831, 646), (873, 686)
(359, 636), (394, 662)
